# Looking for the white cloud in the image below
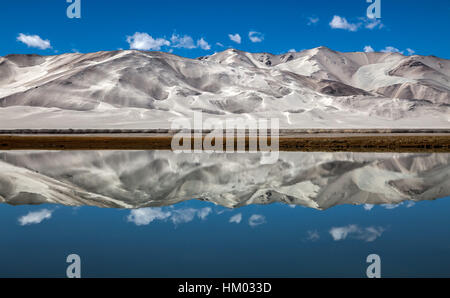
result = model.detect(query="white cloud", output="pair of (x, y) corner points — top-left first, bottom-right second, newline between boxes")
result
(170, 208), (197, 224)
(229, 213), (242, 224)
(364, 45), (374, 53)
(378, 46), (416, 55)
(330, 225), (359, 240)
(364, 19), (384, 30)
(288, 49), (297, 53)
(329, 16), (384, 32)
(306, 230), (320, 241)
(216, 42), (224, 47)
(170, 34), (211, 50)
(307, 17), (320, 25)
(197, 38), (211, 50)
(363, 204), (374, 210)
(170, 34), (196, 49)
(197, 207), (212, 220)
(17, 33), (52, 50)
(364, 46), (414, 55)
(381, 46), (403, 54)
(329, 15), (360, 32)
(126, 32), (211, 51)
(249, 214), (266, 227)
(249, 31), (264, 43)
(405, 201), (416, 208)
(170, 207), (212, 224)
(365, 201), (415, 211)
(126, 32), (170, 50)
(18, 209), (53, 226)
(127, 208), (171, 226)
(329, 225), (385, 242)
(128, 207), (212, 226)
(382, 202), (403, 209)
(362, 227), (385, 242)
(228, 33), (241, 44)
(406, 48), (415, 55)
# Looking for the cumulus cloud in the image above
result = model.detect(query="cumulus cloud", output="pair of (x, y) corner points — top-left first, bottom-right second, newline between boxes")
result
(171, 34), (196, 49)
(381, 46), (402, 54)
(249, 31), (264, 43)
(17, 33), (52, 50)
(329, 16), (383, 32)
(364, 46), (415, 56)
(361, 226), (385, 242)
(126, 32), (170, 50)
(249, 214), (266, 227)
(288, 49), (297, 53)
(196, 38), (211, 50)
(197, 207), (212, 220)
(229, 213), (242, 224)
(18, 209), (53, 226)
(171, 34), (211, 50)
(170, 208), (197, 224)
(365, 201), (415, 211)
(127, 208), (171, 226)
(363, 204), (374, 210)
(364, 45), (374, 53)
(379, 46), (416, 55)
(329, 15), (360, 32)
(128, 207), (212, 226)
(364, 18), (384, 30)
(169, 207), (211, 224)
(329, 225), (385, 242)
(228, 33), (241, 44)
(306, 230), (320, 241)
(406, 48), (415, 55)
(382, 203), (402, 209)
(330, 225), (359, 240)
(405, 201), (416, 208)
(126, 32), (211, 51)
(307, 17), (320, 25)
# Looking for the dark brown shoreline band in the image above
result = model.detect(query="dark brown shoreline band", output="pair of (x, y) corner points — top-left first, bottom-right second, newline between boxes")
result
(0, 134), (449, 152)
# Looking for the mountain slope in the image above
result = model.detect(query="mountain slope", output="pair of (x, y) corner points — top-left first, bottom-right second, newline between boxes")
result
(0, 47), (449, 129)
(0, 151), (448, 209)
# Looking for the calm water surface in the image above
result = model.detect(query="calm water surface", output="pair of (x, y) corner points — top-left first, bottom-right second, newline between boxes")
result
(0, 150), (449, 277)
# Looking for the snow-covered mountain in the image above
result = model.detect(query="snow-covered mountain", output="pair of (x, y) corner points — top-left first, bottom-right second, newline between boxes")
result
(0, 151), (448, 209)
(0, 47), (449, 129)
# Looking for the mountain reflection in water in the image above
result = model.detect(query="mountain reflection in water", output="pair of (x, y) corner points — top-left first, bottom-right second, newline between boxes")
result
(0, 151), (448, 209)
(1, 150), (450, 277)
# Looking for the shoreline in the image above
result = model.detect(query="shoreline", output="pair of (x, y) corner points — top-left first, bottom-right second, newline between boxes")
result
(1, 128), (450, 135)
(0, 131), (449, 152)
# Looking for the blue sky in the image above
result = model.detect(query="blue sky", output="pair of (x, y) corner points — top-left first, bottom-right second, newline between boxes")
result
(1, 0), (449, 58)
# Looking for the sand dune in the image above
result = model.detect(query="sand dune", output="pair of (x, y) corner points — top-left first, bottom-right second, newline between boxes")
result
(0, 151), (448, 209)
(0, 47), (449, 129)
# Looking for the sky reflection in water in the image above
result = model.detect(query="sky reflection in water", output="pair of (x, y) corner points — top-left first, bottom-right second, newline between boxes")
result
(1, 197), (450, 278)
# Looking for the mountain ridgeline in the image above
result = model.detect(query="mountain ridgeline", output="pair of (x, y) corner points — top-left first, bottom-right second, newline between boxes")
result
(0, 47), (449, 129)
